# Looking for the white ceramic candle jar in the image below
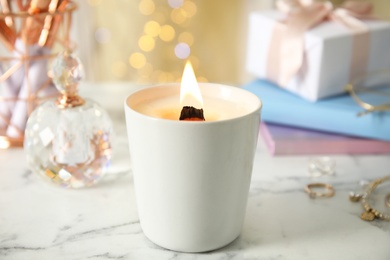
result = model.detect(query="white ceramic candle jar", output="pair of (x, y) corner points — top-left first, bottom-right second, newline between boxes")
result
(124, 83), (262, 252)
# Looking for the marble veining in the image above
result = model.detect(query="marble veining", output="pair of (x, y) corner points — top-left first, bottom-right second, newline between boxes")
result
(0, 83), (389, 260)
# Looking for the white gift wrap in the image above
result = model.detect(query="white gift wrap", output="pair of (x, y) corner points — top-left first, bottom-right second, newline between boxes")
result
(246, 11), (390, 101)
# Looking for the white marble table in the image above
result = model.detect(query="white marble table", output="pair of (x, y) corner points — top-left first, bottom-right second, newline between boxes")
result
(1, 82), (389, 260)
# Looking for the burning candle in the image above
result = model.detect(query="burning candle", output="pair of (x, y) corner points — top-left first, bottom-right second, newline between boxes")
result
(124, 61), (262, 253)
(131, 61), (251, 122)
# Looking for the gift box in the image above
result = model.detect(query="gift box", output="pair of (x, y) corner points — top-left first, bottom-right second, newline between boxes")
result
(246, 10), (390, 101)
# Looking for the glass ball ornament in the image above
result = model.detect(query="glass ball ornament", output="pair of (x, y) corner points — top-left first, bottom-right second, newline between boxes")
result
(24, 51), (114, 188)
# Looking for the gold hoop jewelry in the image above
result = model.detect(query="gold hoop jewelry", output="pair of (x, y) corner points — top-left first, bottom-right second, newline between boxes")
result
(359, 176), (390, 221)
(305, 183), (335, 199)
(385, 193), (390, 208)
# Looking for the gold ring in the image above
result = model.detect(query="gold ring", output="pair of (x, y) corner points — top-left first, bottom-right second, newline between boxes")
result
(386, 193), (390, 208)
(305, 183), (335, 199)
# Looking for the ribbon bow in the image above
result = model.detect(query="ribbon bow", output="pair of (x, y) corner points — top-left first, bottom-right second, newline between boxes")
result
(267, 0), (374, 87)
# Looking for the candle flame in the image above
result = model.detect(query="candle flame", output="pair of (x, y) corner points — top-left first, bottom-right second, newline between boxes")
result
(180, 60), (203, 108)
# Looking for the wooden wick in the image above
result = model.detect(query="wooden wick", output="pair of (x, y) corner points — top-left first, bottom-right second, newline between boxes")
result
(179, 106), (205, 121)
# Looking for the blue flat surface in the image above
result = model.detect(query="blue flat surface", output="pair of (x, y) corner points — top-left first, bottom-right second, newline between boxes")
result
(242, 80), (390, 141)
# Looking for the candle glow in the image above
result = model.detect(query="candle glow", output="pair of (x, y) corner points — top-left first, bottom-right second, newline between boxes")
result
(180, 60), (203, 108)
(131, 61), (254, 122)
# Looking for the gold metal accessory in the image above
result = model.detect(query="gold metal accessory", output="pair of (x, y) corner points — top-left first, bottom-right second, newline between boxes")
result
(350, 176), (390, 221)
(360, 211), (376, 221)
(349, 191), (363, 202)
(345, 69), (390, 117)
(385, 192), (390, 208)
(305, 183), (335, 199)
(55, 93), (85, 108)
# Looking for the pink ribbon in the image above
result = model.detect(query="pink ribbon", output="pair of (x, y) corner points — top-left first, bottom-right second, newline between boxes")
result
(267, 0), (373, 87)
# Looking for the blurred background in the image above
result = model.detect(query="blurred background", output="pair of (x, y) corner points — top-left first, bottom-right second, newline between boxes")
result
(72, 0), (390, 86)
